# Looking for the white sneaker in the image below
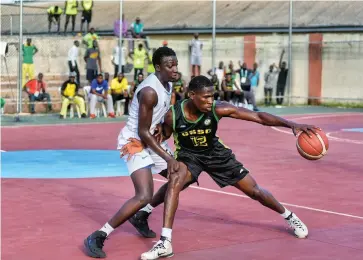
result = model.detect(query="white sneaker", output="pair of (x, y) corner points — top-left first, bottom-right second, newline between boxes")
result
(141, 237), (174, 260)
(285, 213), (308, 238)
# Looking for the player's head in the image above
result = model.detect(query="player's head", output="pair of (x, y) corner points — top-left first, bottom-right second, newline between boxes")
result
(188, 76), (214, 113)
(96, 73), (103, 83)
(152, 46), (178, 82)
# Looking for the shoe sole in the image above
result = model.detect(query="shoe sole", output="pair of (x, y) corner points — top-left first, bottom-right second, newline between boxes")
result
(140, 252), (174, 260)
(128, 218), (156, 238)
(83, 238), (106, 258)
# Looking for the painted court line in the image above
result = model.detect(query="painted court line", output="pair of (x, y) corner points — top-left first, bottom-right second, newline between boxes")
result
(153, 178), (363, 220)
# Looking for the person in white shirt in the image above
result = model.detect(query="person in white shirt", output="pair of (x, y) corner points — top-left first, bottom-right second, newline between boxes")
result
(189, 33), (203, 77)
(68, 40), (80, 84)
(112, 40), (127, 78)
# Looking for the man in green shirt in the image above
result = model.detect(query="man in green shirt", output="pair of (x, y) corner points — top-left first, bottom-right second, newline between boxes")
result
(22, 38), (38, 86)
(83, 27), (99, 49)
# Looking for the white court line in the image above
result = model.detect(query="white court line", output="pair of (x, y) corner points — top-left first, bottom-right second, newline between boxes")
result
(0, 150), (6, 152)
(153, 178), (363, 220)
(271, 113), (363, 145)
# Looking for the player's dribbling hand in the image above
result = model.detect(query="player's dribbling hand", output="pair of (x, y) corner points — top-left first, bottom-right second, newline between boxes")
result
(119, 138), (144, 160)
(292, 124), (321, 138)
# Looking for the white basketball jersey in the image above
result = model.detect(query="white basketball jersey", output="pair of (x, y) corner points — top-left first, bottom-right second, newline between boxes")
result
(119, 74), (172, 142)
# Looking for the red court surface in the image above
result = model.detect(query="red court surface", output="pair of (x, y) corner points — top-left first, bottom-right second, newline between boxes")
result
(2, 112), (363, 260)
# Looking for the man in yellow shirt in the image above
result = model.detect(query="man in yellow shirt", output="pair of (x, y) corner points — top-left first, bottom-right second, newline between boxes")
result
(81, 0), (93, 33)
(60, 72), (87, 119)
(110, 72), (129, 115)
(64, 0), (78, 34)
(129, 43), (147, 80)
(47, 6), (63, 33)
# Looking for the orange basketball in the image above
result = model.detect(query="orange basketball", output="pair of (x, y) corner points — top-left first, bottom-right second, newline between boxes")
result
(296, 129), (329, 160)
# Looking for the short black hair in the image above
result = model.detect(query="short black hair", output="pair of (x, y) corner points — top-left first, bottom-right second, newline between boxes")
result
(188, 76), (213, 92)
(152, 47), (176, 67)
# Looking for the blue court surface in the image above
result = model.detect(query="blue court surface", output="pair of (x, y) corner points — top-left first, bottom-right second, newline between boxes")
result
(341, 128), (363, 133)
(1, 150), (129, 178)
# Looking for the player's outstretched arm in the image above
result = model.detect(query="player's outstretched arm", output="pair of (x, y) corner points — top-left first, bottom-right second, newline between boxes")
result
(215, 101), (320, 136)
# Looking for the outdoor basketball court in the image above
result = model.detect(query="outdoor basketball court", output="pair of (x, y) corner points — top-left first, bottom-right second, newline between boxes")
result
(2, 107), (363, 260)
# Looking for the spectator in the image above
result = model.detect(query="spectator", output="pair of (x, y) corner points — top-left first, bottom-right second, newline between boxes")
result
(110, 72), (130, 115)
(68, 40), (80, 84)
(276, 50), (288, 105)
(112, 40), (127, 77)
(250, 62), (260, 93)
(83, 27), (99, 49)
(114, 14), (133, 53)
(147, 48), (156, 75)
(222, 73), (243, 106)
(60, 72), (87, 119)
(189, 33), (203, 77)
(131, 73), (144, 96)
(130, 17), (149, 50)
(0, 97), (5, 113)
(84, 40), (102, 84)
(89, 74), (115, 118)
(207, 61), (225, 90)
(104, 72), (110, 83)
(23, 73), (52, 113)
(129, 43), (147, 80)
(171, 72), (185, 105)
(162, 40), (168, 47)
(47, 6), (63, 33)
(64, 0), (78, 34)
(264, 63), (279, 106)
(22, 38), (38, 86)
(211, 74), (224, 101)
(237, 62), (259, 111)
(81, 0), (93, 34)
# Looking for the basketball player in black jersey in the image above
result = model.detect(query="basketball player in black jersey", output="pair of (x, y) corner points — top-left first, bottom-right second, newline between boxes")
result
(121, 76), (319, 260)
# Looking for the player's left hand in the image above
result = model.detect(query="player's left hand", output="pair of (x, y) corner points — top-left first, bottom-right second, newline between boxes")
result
(153, 123), (164, 143)
(292, 123), (321, 138)
(119, 138), (144, 160)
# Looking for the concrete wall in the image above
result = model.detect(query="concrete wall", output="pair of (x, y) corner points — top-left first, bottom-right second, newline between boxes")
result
(2, 33), (363, 105)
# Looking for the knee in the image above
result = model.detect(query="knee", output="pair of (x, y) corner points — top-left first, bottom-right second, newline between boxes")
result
(248, 184), (263, 200)
(136, 191), (153, 207)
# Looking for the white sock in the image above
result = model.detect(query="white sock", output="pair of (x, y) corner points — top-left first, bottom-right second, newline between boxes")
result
(99, 222), (114, 236)
(281, 208), (292, 219)
(140, 204), (154, 213)
(161, 227), (172, 240)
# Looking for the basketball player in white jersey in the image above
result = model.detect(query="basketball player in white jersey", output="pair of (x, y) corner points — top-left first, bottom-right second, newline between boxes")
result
(84, 47), (183, 259)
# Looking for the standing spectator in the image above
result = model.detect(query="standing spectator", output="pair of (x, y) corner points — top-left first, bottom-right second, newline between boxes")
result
(110, 72), (130, 115)
(60, 72), (87, 119)
(189, 33), (203, 77)
(81, 0), (93, 34)
(250, 62), (260, 93)
(83, 27), (99, 49)
(129, 43), (147, 80)
(68, 40), (80, 84)
(147, 48), (156, 76)
(112, 40), (127, 77)
(276, 50), (288, 105)
(264, 64), (279, 106)
(89, 74), (115, 118)
(47, 6), (63, 33)
(22, 38), (38, 86)
(84, 40), (102, 84)
(237, 62), (259, 111)
(23, 73), (52, 113)
(130, 17), (149, 50)
(64, 0), (78, 35)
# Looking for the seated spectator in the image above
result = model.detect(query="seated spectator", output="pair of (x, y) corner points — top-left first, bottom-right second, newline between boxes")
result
(47, 6), (63, 33)
(222, 73), (243, 107)
(131, 73), (144, 96)
(60, 72), (87, 119)
(89, 74), (115, 118)
(112, 41), (127, 77)
(114, 14), (129, 38)
(23, 73), (52, 113)
(84, 40), (102, 84)
(211, 74), (224, 101)
(130, 17), (149, 50)
(110, 72), (130, 115)
(83, 27), (99, 49)
(171, 72), (185, 105)
(207, 61), (225, 90)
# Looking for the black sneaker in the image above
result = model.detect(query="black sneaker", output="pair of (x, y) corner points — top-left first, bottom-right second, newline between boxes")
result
(84, 230), (107, 258)
(129, 211), (156, 238)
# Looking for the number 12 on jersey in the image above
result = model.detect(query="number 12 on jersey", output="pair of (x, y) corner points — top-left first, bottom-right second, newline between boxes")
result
(190, 136), (207, 147)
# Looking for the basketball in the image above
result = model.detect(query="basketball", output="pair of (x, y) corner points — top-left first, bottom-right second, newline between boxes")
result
(296, 129), (329, 160)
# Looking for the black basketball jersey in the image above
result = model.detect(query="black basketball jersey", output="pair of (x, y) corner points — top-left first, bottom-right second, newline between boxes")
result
(172, 99), (220, 153)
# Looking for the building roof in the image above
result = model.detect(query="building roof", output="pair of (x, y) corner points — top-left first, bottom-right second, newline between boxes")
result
(1, 1), (363, 34)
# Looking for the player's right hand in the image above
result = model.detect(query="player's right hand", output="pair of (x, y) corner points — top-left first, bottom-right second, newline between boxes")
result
(167, 158), (180, 178)
(153, 123), (164, 143)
